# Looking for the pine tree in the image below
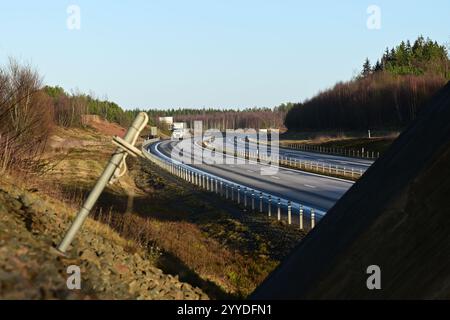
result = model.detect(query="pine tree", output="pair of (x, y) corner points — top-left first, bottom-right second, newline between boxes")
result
(362, 58), (372, 77)
(373, 60), (383, 72)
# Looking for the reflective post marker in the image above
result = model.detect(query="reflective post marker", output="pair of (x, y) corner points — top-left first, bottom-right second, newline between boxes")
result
(277, 198), (281, 221)
(299, 206), (304, 230)
(288, 201), (292, 225)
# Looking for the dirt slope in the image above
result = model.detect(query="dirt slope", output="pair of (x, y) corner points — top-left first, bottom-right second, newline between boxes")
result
(252, 81), (450, 299)
(1, 115), (303, 299)
(0, 117), (208, 299)
(0, 174), (208, 299)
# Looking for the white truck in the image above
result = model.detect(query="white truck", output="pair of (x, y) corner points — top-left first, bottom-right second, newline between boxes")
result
(171, 122), (189, 140)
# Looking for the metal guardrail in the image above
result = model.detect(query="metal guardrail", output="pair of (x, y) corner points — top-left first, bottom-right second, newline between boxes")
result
(247, 136), (378, 160)
(203, 139), (364, 179)
(284, 143), (379, 160)
(142, 138), (324, 230)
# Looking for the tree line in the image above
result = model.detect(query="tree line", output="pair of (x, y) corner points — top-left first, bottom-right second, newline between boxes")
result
(0, 59), (143, 173)
(44, 85), (141, 128)
(0, 58), (290, 173)
(45, 87), (289, 130)
(148, 106), (288, 130)
(285, 36), (450, 132)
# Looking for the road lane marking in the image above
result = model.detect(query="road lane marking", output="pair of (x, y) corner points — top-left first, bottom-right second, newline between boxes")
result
(304, 184), (316, 189)
(272, 176), (280, 180)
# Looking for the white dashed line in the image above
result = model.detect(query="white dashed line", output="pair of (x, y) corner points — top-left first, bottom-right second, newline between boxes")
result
(304, 184), (316, 189)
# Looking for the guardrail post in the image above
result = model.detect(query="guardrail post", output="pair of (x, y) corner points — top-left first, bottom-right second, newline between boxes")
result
(268, 195), (272, 217)
(251, 190), (255, 212)
(299, 206), (304, 230)
(311, 209), (315, 229)
(288, 201), (292, 225)
(237, 186), (241, 204)
(220, 181), (223, 197)
(244, 188), (247, 208)
(231, 185), (234, 201)
(225, 184), (229, 199)
(215, 179), (218, 194)
(277, 198), (281, 221)
(259, 192), (263, 213)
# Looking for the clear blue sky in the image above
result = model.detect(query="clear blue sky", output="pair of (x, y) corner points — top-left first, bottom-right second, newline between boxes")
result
(0, 1), (449, 110)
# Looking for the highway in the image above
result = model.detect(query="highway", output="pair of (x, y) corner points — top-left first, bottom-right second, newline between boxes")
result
(206, 134), (373, 173)
(147, 138), (357, 215)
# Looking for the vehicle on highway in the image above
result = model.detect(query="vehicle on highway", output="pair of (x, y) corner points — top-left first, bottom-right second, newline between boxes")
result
(172, 128), (191, 140)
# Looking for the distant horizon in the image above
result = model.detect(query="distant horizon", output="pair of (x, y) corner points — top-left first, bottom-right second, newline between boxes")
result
(1, 1), (449, 110)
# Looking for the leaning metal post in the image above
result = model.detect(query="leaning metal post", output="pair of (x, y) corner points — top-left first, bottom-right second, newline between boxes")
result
(57, 112), (149, 253)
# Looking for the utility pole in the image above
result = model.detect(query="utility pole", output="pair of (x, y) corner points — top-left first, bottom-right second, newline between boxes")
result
(57, 112), (149, 254)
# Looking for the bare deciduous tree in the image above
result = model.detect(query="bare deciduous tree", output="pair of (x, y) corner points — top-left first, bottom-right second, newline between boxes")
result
(0, 59), (54, 173)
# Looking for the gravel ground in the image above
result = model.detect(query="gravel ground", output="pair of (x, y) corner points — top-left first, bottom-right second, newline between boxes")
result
(0, 178), (208, 300)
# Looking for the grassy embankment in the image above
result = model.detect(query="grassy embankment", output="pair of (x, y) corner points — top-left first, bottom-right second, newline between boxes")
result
(29, 119), (305, 298)
(280, 131), (399, 155)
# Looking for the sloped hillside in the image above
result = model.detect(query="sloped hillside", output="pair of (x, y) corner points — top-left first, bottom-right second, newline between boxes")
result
(0, 175), (207, 299)
(1, 116), (304, 299)
(252, 82), (450, 299)
(0, 119), (208, 299)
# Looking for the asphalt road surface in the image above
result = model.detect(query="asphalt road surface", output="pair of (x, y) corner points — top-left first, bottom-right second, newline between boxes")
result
(147, 139), (356, 214)
(206, 134), (373, 173)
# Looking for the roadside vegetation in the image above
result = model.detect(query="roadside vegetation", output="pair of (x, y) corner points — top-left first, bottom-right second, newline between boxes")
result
(280, 133), (399, 158)
(0, 59), (304, 298)
(27, 121), (304, 298)
(284, 36), (449, 133)
(4, 35), (445, 297)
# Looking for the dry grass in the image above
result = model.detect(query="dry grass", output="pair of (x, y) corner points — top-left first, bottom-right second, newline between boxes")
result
(17, 122), (291, 298)
(281, 135), (398, 155)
